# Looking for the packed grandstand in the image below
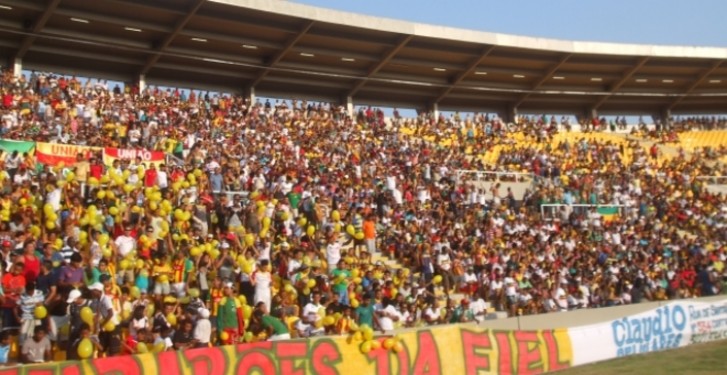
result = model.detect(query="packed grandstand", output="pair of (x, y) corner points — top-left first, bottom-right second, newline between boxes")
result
(0, 66), (723, 365)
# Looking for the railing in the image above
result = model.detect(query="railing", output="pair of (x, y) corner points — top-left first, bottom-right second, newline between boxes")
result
(696, 176), (727, 184)
(540, 203), (634, 221)
(454, 169), (534, 184)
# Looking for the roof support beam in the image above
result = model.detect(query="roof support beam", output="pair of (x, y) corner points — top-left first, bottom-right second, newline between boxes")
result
(15, 0), (61, 59)
(592, 56), (650, 110)
(432, 45), (496, 104)
(347, 35), (412, 98)
(250, 20), (315, 88)
(140, 0), (206, 75)
(513, 53), (571, 108)
(668, 60), (724, 110)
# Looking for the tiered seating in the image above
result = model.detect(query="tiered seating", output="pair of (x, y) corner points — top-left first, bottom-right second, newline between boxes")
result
(677, 131), (727, 151)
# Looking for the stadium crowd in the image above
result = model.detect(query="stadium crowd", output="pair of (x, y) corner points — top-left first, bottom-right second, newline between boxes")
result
(0, 69), (724, 364)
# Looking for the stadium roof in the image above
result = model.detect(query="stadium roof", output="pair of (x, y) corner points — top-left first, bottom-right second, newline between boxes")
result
(1, 0), (726, 115)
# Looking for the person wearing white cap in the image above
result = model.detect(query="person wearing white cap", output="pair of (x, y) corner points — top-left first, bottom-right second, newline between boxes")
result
(88, 282), (120, 355)
(66, 289), (91, 356)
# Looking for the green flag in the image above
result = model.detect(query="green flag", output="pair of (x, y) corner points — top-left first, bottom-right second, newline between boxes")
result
(0, 139), (35, 154)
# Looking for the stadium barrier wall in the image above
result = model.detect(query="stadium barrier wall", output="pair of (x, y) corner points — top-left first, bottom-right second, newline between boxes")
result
(5, 296), (725, 375)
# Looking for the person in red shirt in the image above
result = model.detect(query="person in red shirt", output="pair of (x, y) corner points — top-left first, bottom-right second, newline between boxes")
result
(20, 240), (40, 283)
(2, 262), (27, 328)
(144, 164), (158, 188)
(89, 157), (104, 180)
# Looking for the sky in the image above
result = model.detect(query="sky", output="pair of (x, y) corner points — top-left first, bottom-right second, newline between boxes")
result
(293, 0), (727, 47)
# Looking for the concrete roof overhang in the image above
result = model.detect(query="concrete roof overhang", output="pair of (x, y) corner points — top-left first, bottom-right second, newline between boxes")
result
(0, 0), (725, 115)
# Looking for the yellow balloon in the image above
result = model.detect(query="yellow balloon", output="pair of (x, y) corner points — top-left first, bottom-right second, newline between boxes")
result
(307, 279), (317, 289)
(166, 313), (177, 326)
(97, 191), (106, 199)
(350, 299), (359, 308)
(346, 225), (355, 236)
(136, 342), (148, 353)
(242, 305), (252, 319)
(362, 327), (374, 341)
(77, 338), (94, 359)
(433, 275), (443, 284)
(331, 210), (340, 221)
(244, 233), (255, 247)
(34, 306), (48, 319)
(306, 225), (316, 236)
(354, 232), (364, 240)
(323, 316), (335, 326)
(370, 340), (381, 350)
(220, 331), (230, 341)
(383, 338), (395, 350)
(119, 259), (130, 270)
(98, 234), (110, 246)
(151, 341), (167, 353)
(103, 320), (116, 332)
(80, 306), (94, 326)
(243, 332), (254, 343)
(360, 341), (372, 354)
(297, 217), (307, 227)
(262, 217), (271, 228)
(392, 342), (404, 353)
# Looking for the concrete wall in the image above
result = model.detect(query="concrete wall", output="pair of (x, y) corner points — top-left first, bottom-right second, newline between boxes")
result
(488, 295), (727, 331)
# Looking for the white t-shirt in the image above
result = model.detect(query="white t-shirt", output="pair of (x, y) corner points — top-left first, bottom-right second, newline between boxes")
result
(326, 243), (341, 268)
(424, 307), (440, 322)
(156, 171), (168, 188)
(193, 318), (211, 344)
(303, 303), (324, 321)
(377, 305), (401, 331)
(114, 235), (136, 258)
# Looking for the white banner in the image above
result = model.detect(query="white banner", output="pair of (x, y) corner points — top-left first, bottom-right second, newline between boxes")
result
(568, 299), (727, 366)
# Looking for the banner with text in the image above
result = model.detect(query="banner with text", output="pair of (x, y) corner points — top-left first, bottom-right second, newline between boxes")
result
(35, 142), (101, 167)
(3, 325), (573, 375)
(568, 299), (727, 366)
(103, 147), (165, 167)
(6, 299), (727, 374)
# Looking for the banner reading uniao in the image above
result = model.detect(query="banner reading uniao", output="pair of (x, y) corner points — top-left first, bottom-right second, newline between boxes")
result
(35, 142), (101, 166)
(7, 325), (573, 375)
(102, 147), (165, 167)
(568, 299), (727, 366)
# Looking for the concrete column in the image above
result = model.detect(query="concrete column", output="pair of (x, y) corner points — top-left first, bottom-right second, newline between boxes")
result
(504, 105), (518, 124)
(432, 102), (439, 120)
(12, 57), (21, 77)
(660, 108), (672, 128)
(244, 86), (256, 105)
(345, 95), (353, 117)
(138, 74), (146, 94)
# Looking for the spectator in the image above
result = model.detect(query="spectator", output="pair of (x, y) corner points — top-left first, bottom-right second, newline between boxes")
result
(21, 326), (51, 364)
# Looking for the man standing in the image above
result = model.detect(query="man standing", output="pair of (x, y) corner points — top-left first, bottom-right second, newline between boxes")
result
(216, 282), (244, 345)
(89, 282), (119, 357)
(362, 214), (377, 255)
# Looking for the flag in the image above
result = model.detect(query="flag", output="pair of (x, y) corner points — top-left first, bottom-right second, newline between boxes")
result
(597, 207), (619, 222)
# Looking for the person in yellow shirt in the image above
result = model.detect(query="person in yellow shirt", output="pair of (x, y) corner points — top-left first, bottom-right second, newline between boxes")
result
(152, 254), (173, 297)
(117, 123), (128, 146)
